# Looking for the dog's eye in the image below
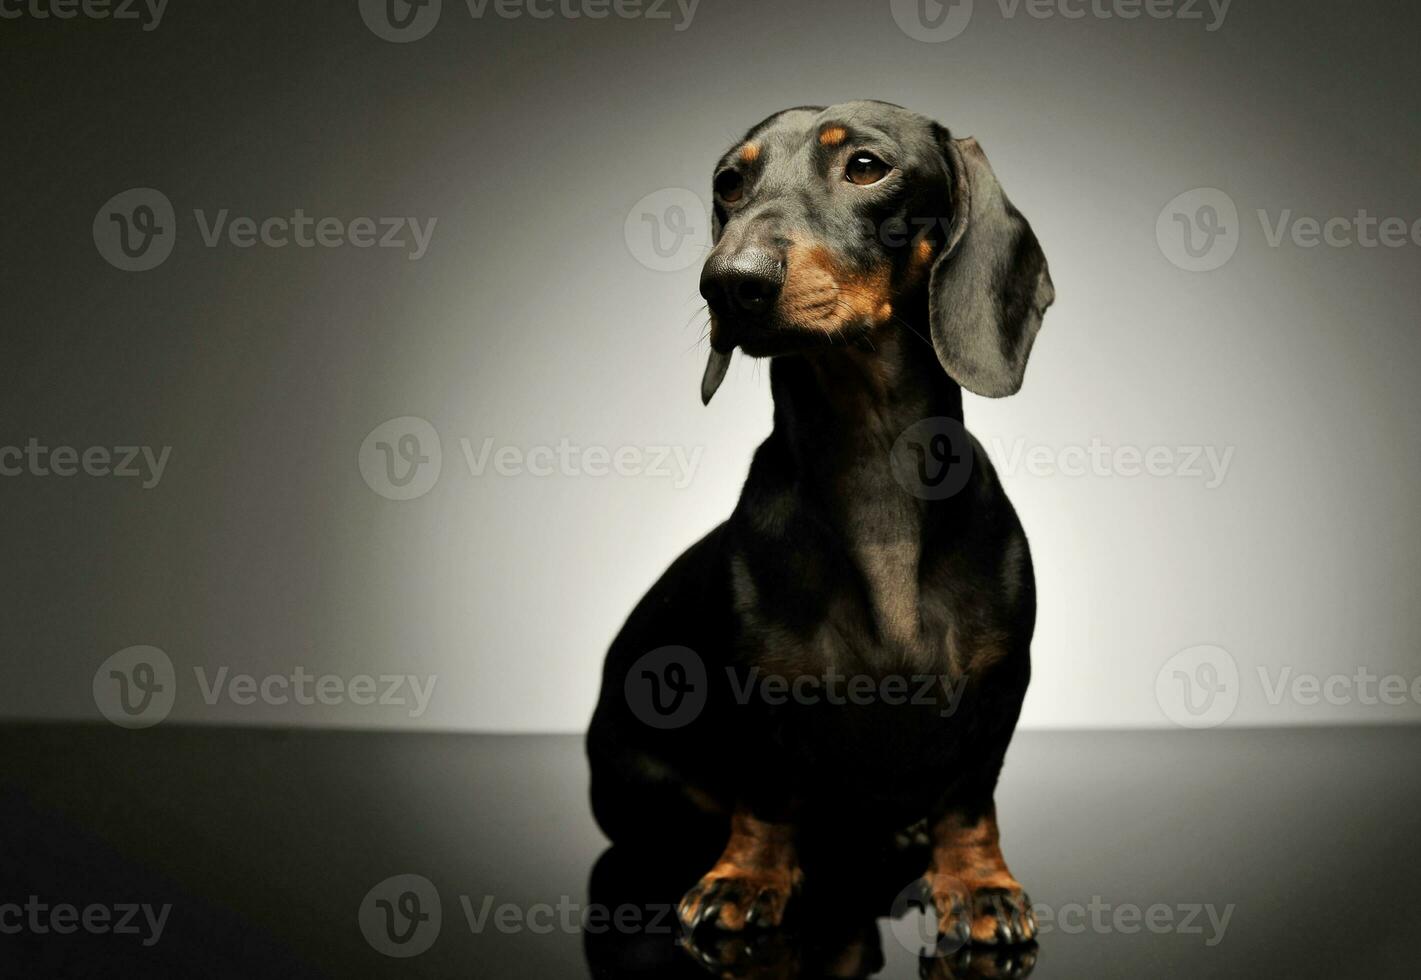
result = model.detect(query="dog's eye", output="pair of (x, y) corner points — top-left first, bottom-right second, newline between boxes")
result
(714, 170), (745, 204)
(845, 153), (890, 186)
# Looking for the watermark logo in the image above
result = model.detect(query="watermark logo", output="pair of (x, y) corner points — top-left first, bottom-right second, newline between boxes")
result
(94, 189), (437, 271)
(624, 645), (706, 729)
(888, 878), (968, 957)
(359, 0), (443, 41)
(94, 655), (438, 728)
(1155, 644), (1239, 728)
(92, 645), (176, 729)
(1159, 648), (1421, 728)
(358, 421), (703, 498)
(1162, 190), (1421, 271)
(892, 0), (1229, 42)
(624, 188), (711, 272)
(891, 0), (974, 42)
(623, 659), (968, 729)
(93, 188), (177, 272)
(359, 416), (443, 500)
(361, 0), (698, 42)
(359, 874), (442, 957)
(890, 417), (974, 500)
(1157, 188), (1239, 272)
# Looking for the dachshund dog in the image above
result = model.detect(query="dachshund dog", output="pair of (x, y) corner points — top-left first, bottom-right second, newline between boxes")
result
(587, 101), (1054, 951)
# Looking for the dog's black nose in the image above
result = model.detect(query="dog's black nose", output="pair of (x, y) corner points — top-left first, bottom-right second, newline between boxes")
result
(700, 248), (785, 317)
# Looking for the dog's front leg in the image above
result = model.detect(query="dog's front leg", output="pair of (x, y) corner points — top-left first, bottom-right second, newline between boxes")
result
(925, 803), (1036, 947)
(677, 806), (802, 932)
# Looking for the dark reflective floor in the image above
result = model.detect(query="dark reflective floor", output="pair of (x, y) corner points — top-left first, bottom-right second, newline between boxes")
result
(0, 725), (1415, 978)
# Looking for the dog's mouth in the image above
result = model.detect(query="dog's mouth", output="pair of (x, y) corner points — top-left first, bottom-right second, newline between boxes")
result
(708, 314), (801, 357)
(708, 305), (883, 359)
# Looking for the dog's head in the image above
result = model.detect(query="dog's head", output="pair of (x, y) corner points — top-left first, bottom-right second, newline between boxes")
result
(698, 101), (1054, 403)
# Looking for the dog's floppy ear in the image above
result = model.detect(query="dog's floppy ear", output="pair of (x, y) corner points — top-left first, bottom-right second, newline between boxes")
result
(929, 131), (1055, 398)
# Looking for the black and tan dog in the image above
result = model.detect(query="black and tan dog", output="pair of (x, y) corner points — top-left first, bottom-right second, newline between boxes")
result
(588, 101), (1054, 951)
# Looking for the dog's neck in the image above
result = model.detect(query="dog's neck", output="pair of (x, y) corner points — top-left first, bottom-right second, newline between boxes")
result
(769, 322), (962, 487)
(767, 322), (963, 648)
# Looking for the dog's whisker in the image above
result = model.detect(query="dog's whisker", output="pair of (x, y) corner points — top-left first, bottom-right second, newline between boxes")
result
(686, 319), (713, 353)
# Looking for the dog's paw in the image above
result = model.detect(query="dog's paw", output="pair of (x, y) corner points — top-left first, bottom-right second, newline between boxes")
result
(919, 943), (1039, 979)
(678, 867), (801, 933)
(967, 886), (1036, 945)
(926, 875), (1036, 947)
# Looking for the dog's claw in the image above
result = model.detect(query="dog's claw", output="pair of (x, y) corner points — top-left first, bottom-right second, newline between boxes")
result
(747, 887), (777, 928)
(678, 871), (796, 934)
(970, 888), (1037, 946)
(927, 877), (1036, 951)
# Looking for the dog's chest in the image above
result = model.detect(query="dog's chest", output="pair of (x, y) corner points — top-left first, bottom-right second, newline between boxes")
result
(731, 505), (959, 679)
(836, 491), (930, 652)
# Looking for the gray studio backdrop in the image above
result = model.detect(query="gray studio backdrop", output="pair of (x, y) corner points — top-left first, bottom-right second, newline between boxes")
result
(2, 0), (1418, 731)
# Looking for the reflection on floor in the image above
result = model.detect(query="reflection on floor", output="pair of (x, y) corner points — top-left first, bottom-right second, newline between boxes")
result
(1, 725), (1416, 978)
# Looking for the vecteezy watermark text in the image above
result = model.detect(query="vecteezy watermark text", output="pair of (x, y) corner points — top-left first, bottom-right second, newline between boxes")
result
(93, 646), (439, 728)
(459, 437), (702, 486)
(1157, 644), (1421, 727)
(887, 416), (1236, 499)
(1158, 188), (1421, 271)
(360, 0), (700, 43)
(988, 437), (1235, 488)
(93, 188), (436, 271)
(190, 210), (436, 259)
(358, 874), (693, 958)
(0, 439), (170, 489)
(0, 897), (171, 947)
(890, 0), (1231, 44)
(0, 0), (167, 30)
(193, 666), (437, 718)
(623, 646), (969, 729)
(361, 871), (1235, 960)
(727, 667), (967, 718)
(358, 416), (704, 500)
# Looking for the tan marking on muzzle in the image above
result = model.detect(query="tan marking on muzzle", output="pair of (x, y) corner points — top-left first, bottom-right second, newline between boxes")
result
(780, 244), (894, 333)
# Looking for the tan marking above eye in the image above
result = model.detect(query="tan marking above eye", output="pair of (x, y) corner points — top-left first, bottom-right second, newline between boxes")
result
(818, 126), (847, 147)
(739, 143), (760, 163)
